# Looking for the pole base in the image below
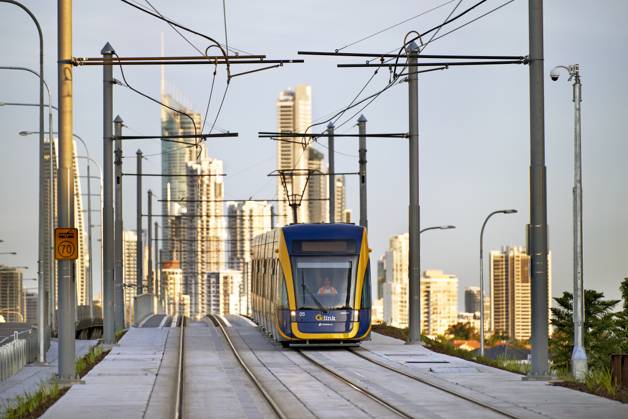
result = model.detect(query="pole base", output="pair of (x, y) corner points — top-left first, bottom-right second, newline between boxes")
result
(571, 346), (588, 381)
(56, 377), (85, 387)
(522, 374), (554, 382)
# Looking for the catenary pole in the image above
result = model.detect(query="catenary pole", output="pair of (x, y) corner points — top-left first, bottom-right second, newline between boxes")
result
(327, 122), (335, 223)
(57, 0), (76, 380)
(114, 115), (125, 331)
(136, 150), (143, 295)
(86, 159), (94, 319)
(528, 0), (550, 378)
(147, 189), (153, 295)
(407, 41), (421, 344)
(358, 114), (368, 229)
(102, 42), (115, 345)
(154, 222), (159, 300)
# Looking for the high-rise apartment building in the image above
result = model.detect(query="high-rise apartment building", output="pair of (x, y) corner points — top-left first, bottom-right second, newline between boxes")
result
(383, 233), (409, 328)
(162, 260), (186, 316)
(334, 175), (347, 223)
(0, 265), (23, 322)
(23, 291), (38, 325)
(219, 270), (242, 315)
(421, 270), (458, 336)
(42, 138), (57, 319)
(276, 85), (312, 226)
(182, 148), (225, 319)
(465, 286), (481, 313)
(382, 233), (458, 334)
(306, 148), (328, 223)
(490, 246), (552, 340)
(160, 93), (202, 262)
(72, 140), (89, 307)
(122, 230), (138, 324)
(226, 201), (272, 271)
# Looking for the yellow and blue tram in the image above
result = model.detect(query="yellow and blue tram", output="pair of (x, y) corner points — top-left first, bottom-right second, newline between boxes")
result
(250, 223), (372, 346)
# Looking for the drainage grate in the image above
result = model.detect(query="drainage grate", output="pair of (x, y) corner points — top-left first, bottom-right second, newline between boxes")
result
(404, 360), (450, 364)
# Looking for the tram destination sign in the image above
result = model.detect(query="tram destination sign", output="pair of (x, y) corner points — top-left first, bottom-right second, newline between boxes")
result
(54, 227), (79, 260)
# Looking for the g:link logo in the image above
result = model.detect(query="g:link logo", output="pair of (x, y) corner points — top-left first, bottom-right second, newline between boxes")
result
(315, 313), (336, 321)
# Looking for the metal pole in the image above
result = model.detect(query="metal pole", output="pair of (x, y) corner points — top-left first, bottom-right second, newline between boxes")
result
(114, 115), (125, 331)
(358, 115), (368, 229)
(57, 0), (76, 380)
(528, 0), (550, 378)
(86, 163), (93, 319)
(407, 41), (421, 344)
(102, 42), (115, 345)
(154, 222), (159, 299)
(136, 150), (143, 295)
(327, 122), (335, 223)
(0, 0), (47, 363)
(571, 68), (587, 380)
(147, 189), (153, 295)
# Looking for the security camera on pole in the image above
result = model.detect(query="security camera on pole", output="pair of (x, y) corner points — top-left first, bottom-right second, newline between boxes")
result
(550, 63), (587, 381)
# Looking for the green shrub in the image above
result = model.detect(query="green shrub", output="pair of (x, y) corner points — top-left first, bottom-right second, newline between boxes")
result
(585, 368), (617, 396)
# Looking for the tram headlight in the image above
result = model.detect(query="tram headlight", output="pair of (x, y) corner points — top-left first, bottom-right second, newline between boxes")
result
(290, 310), (296, 320)
(352, 310), (360, 322)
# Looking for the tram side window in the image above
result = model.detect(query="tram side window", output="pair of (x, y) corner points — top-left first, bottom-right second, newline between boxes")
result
(279, 265), (288, 309)
(361, 261), (372, 309)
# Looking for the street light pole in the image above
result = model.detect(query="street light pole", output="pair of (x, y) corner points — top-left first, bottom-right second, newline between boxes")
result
(550, 64), (587, 380)
(136, 150), (143, 295)
(479, 209), (517, 357)
(419, 225), (455, 336)
(0, 1), (45, 363)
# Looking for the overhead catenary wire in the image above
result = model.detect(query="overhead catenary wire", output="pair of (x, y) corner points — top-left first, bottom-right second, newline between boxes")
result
(334, 0), (458, 52)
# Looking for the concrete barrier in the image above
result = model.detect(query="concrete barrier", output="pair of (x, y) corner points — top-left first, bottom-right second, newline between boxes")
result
(133, 294), (156, 325)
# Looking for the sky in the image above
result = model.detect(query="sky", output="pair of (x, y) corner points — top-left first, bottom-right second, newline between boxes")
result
(0, 0), (626, 310)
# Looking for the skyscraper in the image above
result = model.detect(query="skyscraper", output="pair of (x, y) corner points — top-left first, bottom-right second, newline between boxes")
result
(0, 265), (23, 322)
(465, 286), (481, 313)
(383, 233), (409, 328)
(421, 270), (458, 336)
(72, 140), (89, 307)
(182, 147), (225, 319)
(334, 175), (347, 223)
(160, 93), (202, 262)
(490, 246), (552, 340)
(122, 230), (138, 324)
(276, 85), (312, 226)
(226, 201), (272, 271)
(306, 148), (328, 223)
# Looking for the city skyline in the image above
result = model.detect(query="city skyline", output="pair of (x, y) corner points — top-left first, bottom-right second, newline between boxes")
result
(0, 0), (626, 307)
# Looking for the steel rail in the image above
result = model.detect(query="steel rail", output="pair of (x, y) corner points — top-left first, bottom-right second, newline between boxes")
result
(174, 316), (185, 419)
(296, 350), (413, 419)
(348, 348), (519, 418)
(210, 315), (288, 419)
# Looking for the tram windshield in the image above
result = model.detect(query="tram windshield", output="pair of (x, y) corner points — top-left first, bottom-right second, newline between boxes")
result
(292, 256), (357, 311)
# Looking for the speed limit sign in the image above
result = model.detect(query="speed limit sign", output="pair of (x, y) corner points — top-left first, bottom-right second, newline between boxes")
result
(55, 228), (79, 260)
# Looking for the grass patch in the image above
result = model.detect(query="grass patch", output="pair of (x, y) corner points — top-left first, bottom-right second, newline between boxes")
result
(552, 368), (628, 404)
(3, 345), (110, 419)
(372, 324), (530, 375)
(114, 328), (127, 343)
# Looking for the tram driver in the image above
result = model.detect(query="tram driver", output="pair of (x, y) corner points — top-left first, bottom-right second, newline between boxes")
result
(317, 276), (338, 295)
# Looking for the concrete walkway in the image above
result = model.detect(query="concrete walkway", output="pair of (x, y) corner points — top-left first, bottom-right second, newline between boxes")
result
(362, 332), (628, 419)
(41, 327), (171, 419)
(0, 339), (97, 415)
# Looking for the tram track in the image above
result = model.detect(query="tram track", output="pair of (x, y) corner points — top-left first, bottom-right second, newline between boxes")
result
(347, 347), (520, 419)
(295, 349), (414, 419)
(209, 314), (289, 419)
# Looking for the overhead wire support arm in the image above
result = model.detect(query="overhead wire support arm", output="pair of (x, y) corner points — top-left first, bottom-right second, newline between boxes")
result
(298, 50), (527, 60)
(337, 59), (527, 68)
(115, 133), (238, 140)
(72, 58), (304, 66)
(258, 132), (408, 139)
